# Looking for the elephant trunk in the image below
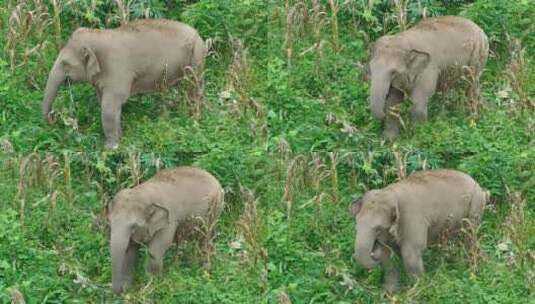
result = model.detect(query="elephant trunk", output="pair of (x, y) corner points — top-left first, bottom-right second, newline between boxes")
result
(354, 229), (379, 269)
(42, 59), (66, 122)
(110, 225), (131, 294)
(369, 72), (391, 120)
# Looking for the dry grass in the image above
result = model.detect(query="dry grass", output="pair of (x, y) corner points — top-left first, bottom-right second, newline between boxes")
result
(505, 39), (534, 111)
(327, 0), (339, 51)
(6, 0), (50, 72)
(392, 0), (408, 31)
(281, 154), (306, 220)
(16, 153), (61, 227)
(225, 38), (267, 142)
(460, 218), (484, 270)
(114, 0), (131, 25)
(236, 186), (267, 267)
(503, 187), (532, 267)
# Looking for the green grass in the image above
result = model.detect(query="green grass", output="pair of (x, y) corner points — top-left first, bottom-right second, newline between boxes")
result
(1, 0), (534, 303)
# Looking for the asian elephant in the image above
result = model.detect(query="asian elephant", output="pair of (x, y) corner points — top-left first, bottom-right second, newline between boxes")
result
(368, 16), (488, 138)
(107, 166), (224, 294)
(42, 19), (206, 149)
(349, 169), (488, 292)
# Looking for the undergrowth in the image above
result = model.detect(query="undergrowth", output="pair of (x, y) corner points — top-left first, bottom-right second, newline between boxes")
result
(0, 0), (534, 303)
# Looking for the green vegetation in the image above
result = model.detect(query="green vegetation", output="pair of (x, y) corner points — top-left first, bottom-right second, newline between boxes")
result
(1, 0), (534, 303)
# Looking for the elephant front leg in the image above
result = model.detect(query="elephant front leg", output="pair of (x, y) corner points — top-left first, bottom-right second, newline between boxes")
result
(375, 243), (400, 292)
(410, 69), (438, 124)
(383, 87), (405, 140)
(401, 245), (425, 276)
(101, 90), (128, 149)
(123, 241), (139, 289)
(147, 225), (177, 275)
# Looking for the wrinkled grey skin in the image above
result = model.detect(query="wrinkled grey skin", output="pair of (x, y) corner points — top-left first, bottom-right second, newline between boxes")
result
(42, 19), (206, 149)
(369, 16), (488, 138)
(107, 167), (224, 294)
(349, 170), (488, 292)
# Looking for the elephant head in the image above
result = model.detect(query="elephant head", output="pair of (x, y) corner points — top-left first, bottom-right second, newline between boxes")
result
(107, 189), (169, 294)
(349, 190), (399, 269)
(368, 37), (430, 119)
(42, 36), (100, 123)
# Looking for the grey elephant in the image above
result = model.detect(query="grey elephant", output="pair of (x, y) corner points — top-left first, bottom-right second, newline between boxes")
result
(107, 166), (224, 294)
(42, 19), (206, 149)
(368, 16), (488, 138)
(349, 169), (488, 292)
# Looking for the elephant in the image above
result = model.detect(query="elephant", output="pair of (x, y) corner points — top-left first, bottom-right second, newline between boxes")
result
(349, 169), (488, 292)
(106, 166), (224, 294)
(42, 19), (206, 149)
(368, 16), (488, 138)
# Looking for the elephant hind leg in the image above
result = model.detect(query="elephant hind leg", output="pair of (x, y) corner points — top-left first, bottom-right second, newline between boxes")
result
(147, 223), (177, 275)
(383, 87), (405, 140)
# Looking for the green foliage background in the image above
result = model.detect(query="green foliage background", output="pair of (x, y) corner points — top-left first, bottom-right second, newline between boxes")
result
(0, 0), (534, 303)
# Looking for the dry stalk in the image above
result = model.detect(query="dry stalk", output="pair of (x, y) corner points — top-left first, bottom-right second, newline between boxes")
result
(285, 0), (307, 68)
(63, 152), (73, 204)
(181, 66), (205, 120)
(6, 1), (50, 71)
(342, 153), (358, 190)
(505, 39), (534, 111)
(227, 39), (254, 114)
(461, 65), (482, 119)
(327, 0), (339, 52)
(128, 152), (142, 186)
(196, 189), (224, 270)
(282, 155), (307, 220)
(114, 0), (131, 25)
(7, 287), (26, 304)
(225, 38), (267, 142)
(392, 0), (408, 31)
(391, 146), (408, 180)
(503, 188), (531, 267)
(236, 186), (266, 267)
(50, 0), (62, 49)
(328, 152), (339, 204)
(307, 153), (328, 192)
(460, 218), (484, 270)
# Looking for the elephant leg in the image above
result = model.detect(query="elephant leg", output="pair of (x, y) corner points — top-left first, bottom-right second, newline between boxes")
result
(96, 87), (102, 105)
(375, 244), (400, 292)
(410, 68), (439, 124)
(401, 244), (425, 275)
(101, 90), (128, 149)
(147, 223), (177, 275)
(123, 241), (139, 288)
(383, 87), (405, 140)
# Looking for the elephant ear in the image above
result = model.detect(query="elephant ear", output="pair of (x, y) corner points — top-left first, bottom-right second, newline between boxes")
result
(146, 204), (169, 238)
(349, 198), (364, 217)
(82, 46), (100, 81)
(388, 197), (401, 242)
(405, 49), (430, 76)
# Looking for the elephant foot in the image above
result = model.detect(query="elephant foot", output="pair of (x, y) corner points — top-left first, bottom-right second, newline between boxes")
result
(105, 141), (119, 150)
(123, 274), (134, 289)
(383, 268), (400, 293)
(383, 128), (400, 140)
(147, 259), (163, 275)
(383, 280), (400, 293)
(410, 110), (428, 124)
